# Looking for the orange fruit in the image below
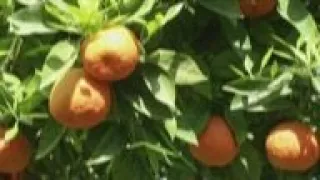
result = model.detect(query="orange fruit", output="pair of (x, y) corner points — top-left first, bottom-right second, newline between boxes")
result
(81, 26), (139, 81)
(190, 116), (238, 167)
(266, 121), (320, 171)
(49, 68), (111, 129)
(0, 128), (30, 173)
(240, 0), (276, 18)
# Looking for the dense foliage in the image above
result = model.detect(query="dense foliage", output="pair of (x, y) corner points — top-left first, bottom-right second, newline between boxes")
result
(1, 0), (320, 179)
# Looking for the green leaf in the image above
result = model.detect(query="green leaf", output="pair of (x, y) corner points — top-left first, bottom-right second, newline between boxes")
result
(40, 40), (79, 93)
(0, 0), (8, 7)
(225, 110), (248, 145)
(223, 78), (271, 96)
(161, 3), (184, 25)
(192, 81), (212, 100)
(245, 98), (294, 112)
(244, 55), (254, 77)
(167, 167), (196, 180)
(277, 0), (319, 41)
(44, 0), (86, 34)
(112, 152), (153, 180)
(239, 142), (262, 180)
(0, 37), (13, 60)
(127, 141), (178, 159)
(177, 87), (211, 134)
(148, 49), (207, 85)
(142, 3), (183, 39)
(78, 0), (100, 11)
(16, 0), (41, 6)
(125, 91), (173, 120)
(76, 0), (103, 33)
(8, 5), (57, 35)
(272, 35), (306, 64)
(247, 73), (292, 104)
(19, 112), (49, 126)
(221, 18), (251, 59)
(0, 83), (14, 111)
(312, 76), (320, 94)
(118, 77), (173, 121)
(22, 73), (41, 99)
(224, 72), (292, 97)
(208, 50), (241, 80)
(117, 0), (144, 14)
(199, 0), (241, 19)
(142, 64), (176, 110)
(3, 72), (21, 94)
(228, 142), (262, 180)
(175, 128), (198, 145)
(2, 73), (23, 106)
(228, 157), (249, 180)
(36, 119), (66, 160)
(164, 117), (177, 140)
(86, 125), (127, 166)
(19, 94), (45, 116)
(259, 46), (274, 75)
(174, 58), (208, 85)
(270, 61), (279, 78)
(130, 0), (155, 18)
(225, 72), (293, 111)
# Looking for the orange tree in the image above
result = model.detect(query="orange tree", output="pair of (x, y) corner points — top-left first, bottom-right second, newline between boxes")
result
(1, 0), (320, 179)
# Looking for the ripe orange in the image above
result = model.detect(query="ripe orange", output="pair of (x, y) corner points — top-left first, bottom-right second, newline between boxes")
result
(49, 68), (111, 129)
(81, 26), (139, 81)
(0, 128), (30, 173)
(239, 0), (276, 18)
(190, 116), (238, 167)
(266, 121), (320, 171)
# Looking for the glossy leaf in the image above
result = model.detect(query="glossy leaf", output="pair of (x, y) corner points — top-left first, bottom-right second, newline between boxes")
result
(40, 40), (78, 93)
(36, 119), (66, 160)
(8, 6), (56, 35)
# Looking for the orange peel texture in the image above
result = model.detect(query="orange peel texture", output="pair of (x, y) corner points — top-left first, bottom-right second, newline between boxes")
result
(266, 121), (320, 171)
(0, 128), (30, 173)
(190, 116), (238, 167)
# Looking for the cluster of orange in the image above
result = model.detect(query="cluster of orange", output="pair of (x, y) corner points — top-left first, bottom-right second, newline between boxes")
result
(0, 26), (140, 179)
(190, 116), (320, 172)
(0, 0), (289, 177)
(190, 0), (320, 172)
(49, 26), (140, 129)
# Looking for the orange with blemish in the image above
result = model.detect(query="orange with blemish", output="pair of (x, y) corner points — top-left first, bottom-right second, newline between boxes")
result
(49, 68), (111, 129)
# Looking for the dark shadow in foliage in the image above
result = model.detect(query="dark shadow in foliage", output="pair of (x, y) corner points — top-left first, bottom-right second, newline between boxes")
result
(84, 123), (127, 165)
(116, 68), (173, 121)
(177, 87), (211, 134)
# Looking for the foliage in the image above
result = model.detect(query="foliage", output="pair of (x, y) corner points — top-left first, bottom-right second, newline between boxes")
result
(1, 0), (320, 179)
